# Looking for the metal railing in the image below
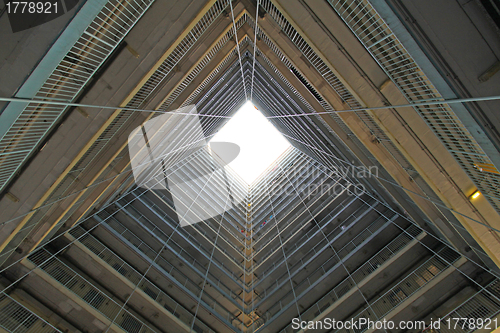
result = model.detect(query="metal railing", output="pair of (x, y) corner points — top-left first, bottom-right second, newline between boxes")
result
(333, 247), (461, 333)
(0, 0), (235, 267)
(278, 225), (422, 332)
(95, 213), (244, 328)
(124, 193), (247, 279)
(68, 226), (215, 332)
(0, 0), (155, 193)
(27, 249), (158, 333)
(424, 279), (500, 333)
(326, 0), (500, 214)
(260, 214), (395, 322)
(254, 213), (393, 306)
(254, 0), (493, 267)
(0, 292), (62, 333)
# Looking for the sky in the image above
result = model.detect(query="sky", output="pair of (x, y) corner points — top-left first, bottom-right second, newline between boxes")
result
(210, 101), (291, 184)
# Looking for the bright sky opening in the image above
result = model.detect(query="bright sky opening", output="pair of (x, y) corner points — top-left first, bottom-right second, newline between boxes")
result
(210, 101), (291, 185)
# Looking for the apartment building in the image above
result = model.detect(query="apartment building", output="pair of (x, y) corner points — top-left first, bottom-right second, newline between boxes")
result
(0, 0), (500, 332)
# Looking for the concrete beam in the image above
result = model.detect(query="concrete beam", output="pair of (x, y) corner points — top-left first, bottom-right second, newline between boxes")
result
(63, 233), (191, 332)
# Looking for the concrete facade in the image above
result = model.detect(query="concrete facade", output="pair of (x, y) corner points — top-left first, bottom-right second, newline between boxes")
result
(0, 0), (499, 332)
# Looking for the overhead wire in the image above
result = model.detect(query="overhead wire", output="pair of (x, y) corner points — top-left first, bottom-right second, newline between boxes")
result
(0, 97), (231, 118)
(265, 95), (500, 118)
(4, 94), (500, 120)
(260, 83), (500, 282)
(276, 131), (500, 234)
(247, 57), (499, 234)
(0, 8), (499, 326)
(1, 96), (498, 330)
(0, 135), (217, 227)
(2, 11), (496, 333)
(229, 0), (248, 100)
(0, 145), (251, 327)
(250, 0), (260, 101)
(248, 61), (500, 278)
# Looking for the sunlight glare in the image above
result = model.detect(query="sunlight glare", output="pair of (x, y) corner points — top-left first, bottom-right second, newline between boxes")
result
(210, 101), (291, 184)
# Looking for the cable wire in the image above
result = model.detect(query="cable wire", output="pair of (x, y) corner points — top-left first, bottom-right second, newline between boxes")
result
(0, 97), (231, 118)
(265, 95), (500, 118)
(250, 0), (260, 101)
(229, 0), (248, 100)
